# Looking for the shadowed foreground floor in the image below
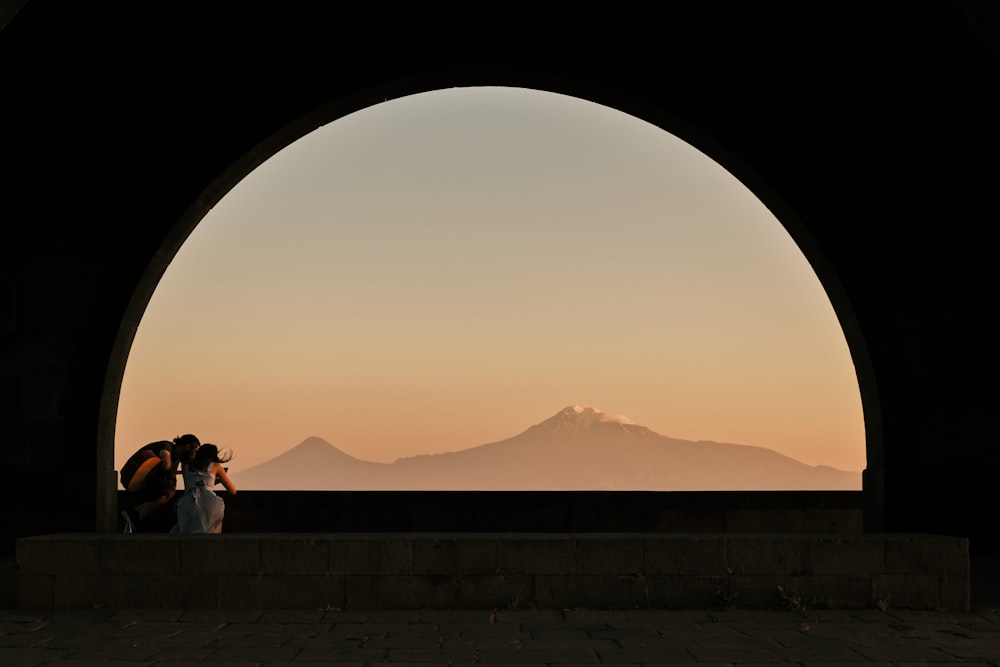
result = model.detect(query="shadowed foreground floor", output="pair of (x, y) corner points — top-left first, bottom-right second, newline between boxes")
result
(0, 604), (999, 665)
(2, 555), (1000, 665)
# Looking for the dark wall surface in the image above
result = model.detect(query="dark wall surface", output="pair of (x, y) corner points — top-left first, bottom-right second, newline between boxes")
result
(119, 490), (865, 535)
(1, 3), (998, 554)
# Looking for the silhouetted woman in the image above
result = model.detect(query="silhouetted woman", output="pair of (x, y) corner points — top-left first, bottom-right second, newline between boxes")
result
(175, 443), (237, 534)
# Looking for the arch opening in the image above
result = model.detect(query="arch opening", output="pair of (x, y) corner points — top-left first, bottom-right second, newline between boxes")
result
(99, 82), (874, 519)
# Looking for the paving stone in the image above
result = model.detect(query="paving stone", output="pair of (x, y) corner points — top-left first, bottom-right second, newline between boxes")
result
(1, 606), (1000, 664)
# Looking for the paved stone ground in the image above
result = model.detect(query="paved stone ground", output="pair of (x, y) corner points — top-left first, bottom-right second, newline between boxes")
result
(1, 604), (999, 665)
(2, 557), (1000, 665)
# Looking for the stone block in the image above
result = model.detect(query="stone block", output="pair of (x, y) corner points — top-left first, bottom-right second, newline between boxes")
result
(885, 534), (969, 575)
(575, 574), (650, 609)
(16, 535), (98, 575)
(52, 574), (105, 609)
(255, 575), (344, 610)
(104, 574), (214, 609)
(726, 574), (787, 609)
(103, 574), (151, 608)
(939, 573), (971, 611)
(156, 574), (217, 608)
(361, 574), (452, 609)
(643, 574), (728, 609)
(15, 574), (53, 609)
(772, 573), (873, 609)
(99, 536), (180, 575)
(58, 573), (183, 609)
(532, 574), (581, 608)
(413, 537), (457, 575)
(828, 508), (864, 532)
(575, 537), (642, 575)
(332, 537), (412, 575)
(218, 574), (264, 608)
(809, 536), (884, 574)
(455, 574), (532, 609)
(181, 536), (260, 575)
(346, 574), (458, 609)
(400, 574), (461, 609)
(454, 537), (502, 575)
(343, 574), (378, 609)
(727, 536), (810, 575)
(803, 508), (840, 532)
(873, 573), (942, 610)
(500, 537), (575, 575)
(645, 536), (726, 575)
(261, 536), (331, 575)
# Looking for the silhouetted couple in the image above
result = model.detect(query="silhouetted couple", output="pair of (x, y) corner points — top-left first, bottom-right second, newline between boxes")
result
(119, 435), (236, 533)
(119, 434), (198, 532)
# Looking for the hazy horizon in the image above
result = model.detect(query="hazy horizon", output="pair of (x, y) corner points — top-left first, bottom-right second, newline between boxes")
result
(114, 86), (866, 482)
(230, 405), (863, 491)
(240, 405), (864, 472)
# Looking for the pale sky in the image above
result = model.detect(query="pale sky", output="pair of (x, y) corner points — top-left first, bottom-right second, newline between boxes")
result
(114, 86), (866, 479)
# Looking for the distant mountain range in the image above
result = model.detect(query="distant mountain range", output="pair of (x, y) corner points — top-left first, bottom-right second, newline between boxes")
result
(228, 405), (862, 491)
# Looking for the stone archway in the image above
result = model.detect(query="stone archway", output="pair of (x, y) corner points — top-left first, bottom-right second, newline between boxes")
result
(95, 76), (879, 530)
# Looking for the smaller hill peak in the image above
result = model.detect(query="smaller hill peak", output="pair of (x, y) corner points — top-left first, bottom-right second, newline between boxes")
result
(295, 436), (339, 451)
(258, 435), (358, 464)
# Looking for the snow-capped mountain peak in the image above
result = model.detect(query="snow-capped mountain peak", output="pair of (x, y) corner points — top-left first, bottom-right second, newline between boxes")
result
(535, 405), (637, 432)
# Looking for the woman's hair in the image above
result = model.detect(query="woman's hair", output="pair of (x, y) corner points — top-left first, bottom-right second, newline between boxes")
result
(173, 434), (201, 450)
(173, 434), (202, 463)
(190, 443), (233, 470)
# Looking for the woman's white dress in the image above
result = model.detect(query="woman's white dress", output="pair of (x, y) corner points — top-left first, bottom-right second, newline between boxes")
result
(176, 465), (225, 533)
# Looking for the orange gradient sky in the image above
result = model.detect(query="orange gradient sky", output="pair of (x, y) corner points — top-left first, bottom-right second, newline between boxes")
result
(114, 86), (866, 477)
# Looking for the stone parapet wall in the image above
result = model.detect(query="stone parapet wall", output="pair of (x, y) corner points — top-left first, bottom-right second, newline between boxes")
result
(120, 490), (865, 534)
(16, 532), (968, 611)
